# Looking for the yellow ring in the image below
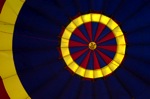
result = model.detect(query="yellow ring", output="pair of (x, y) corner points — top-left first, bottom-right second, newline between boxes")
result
(60, 13), (126, 78)
(0, 0), (31, 99)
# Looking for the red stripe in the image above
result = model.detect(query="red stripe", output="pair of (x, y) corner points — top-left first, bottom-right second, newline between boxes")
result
(97, 32), (115, 44)
(69, 40), (87, 47)
(73, 28), (89, 43)
(0, 77), (10, 99)
(96, 50), (112, 65)
(84, 22), (92, 41)
(80, 50), (91, 68)
(94, 23), (106, 41)
(71, 48), (88, 60)
(93, 51), (101, 69)
(0, 0), (5, 13)
(98, 45), (117, 52)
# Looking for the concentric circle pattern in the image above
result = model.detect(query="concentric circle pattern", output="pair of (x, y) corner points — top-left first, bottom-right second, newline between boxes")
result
(60, 13), (126, 79)
(1, 0), (150, 98)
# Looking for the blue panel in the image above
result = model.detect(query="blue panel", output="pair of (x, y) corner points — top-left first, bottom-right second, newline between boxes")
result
(86, 52), (94, 69)
(13, 0), (150, 98)
(78, 81), (93, 99)
(75, 50), (88, 66)
(53, 0), (78, 18)
(25, 0), (69, 26)
(69, 47), (87, 54)
(91, 0), (104, 12)
(98, 38), (117, 46)
(78, 24), (90, 41)
(92, 22), (99, 41)
(31, 70), (72, 98)
(98, 48), (116, 59)
(58, 76), (82, 99)
(74, 0), (90, 14)
(113, 0), (148, 23)
(121, 4), (150, 33)
(13, 35), (59, 71)
(122, 56), (150, 83)
(105, 76), (131, 99)
(125, 26), (150, 45)
(94, 79), (110, 99)
(96, 26), (111, 42)
(17, 61), (65, 94)
(102, 0), (122, 17)
(70, 33), (88, 44)
(95, 51), (107, 68)
(115, 67), (150, 98)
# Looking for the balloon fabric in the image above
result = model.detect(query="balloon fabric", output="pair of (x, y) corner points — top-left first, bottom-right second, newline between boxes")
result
(0, 0), (150, 99)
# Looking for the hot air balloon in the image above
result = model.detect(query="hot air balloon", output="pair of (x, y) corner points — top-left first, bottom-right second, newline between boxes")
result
(0, 0), (150, 99)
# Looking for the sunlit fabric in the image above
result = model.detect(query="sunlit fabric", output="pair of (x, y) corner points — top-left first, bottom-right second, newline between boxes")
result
(0, 0), (150, 99)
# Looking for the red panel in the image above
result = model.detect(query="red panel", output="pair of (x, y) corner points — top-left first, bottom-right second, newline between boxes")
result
(73, 28), (89, 43)
(96, 50), (112, 65)
(69, 40), (87, 47)
(71, 48), (88, 60)
(84, 22), (92, 41)
(94, 23), (106, 41)
(0, 0), (5, 13)
(98, 45), (117, 52)
(0, 77), (10, 99)
(97, 32), (115, 44)
(93, 51), (101, 69)
(80, 50), (91, 68)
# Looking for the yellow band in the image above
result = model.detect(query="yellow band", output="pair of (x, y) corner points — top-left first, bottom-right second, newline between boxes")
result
(0, 0), (31, 99)
(61, 13), (126, 79)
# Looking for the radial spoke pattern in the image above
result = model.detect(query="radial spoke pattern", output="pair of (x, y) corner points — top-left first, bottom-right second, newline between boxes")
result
(69, 22), (117, 69)
(5, 0), (150, 99)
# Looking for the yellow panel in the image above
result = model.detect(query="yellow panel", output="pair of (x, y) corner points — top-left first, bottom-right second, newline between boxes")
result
(113, 53), (124, 64)
(68, 62), (78, 72)
(73, 16), (83, 26)
(0, 23), (14, 34)
(60, 48), (70, 56)
(3, 75), (30, 99)
(26, 97), (31, 99)
(84, 70), (93, 78)
(107, 19), (118, 30)
(117, 44), (126, 54)
(66, 22), (76, 32)
(110, 60), (119, 66)
(63, 55), (73, 65)
(81, 14), (91, 23)
(112, 27), (123, 37)
(0, 0), (31, 98)
(60, 42), (69, 48)
(62, 29), (72, 39)
(91, 13), (101, 22)
(101, 66), (112, 76)
(60, 38), (69, 48)
(108, 61), (118, 71)
(7, 0), (25, 15)
(61, 38), (69, 43)
(76, 67), (85, 77)
(100, 15), (110, 25)
(0, 0), (24, 24)
(116, 35), (126, 45)
(93, 69), (103, 78)
(0, 51), (16, 78)
(0, 32), (12, 50)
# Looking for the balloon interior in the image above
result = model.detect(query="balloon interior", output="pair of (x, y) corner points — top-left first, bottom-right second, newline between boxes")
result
(0, 0), (150, 99)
